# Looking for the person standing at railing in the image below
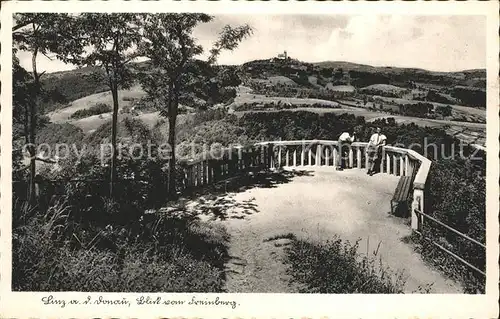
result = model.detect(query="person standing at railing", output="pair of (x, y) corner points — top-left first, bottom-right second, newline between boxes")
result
(366, 127), (387, 176)
(336, 130), (356, 170)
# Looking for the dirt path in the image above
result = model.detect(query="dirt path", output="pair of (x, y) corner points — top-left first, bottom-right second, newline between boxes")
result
(191, 167), (463, 293)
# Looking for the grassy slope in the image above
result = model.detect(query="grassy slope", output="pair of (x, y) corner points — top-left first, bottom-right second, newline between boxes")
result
(360, 84), (408, 92)
(254, 76), (297, 86)
(228, 86), (339, 109)
(325, 84), (356, 92)
(47, 85), (146, 123)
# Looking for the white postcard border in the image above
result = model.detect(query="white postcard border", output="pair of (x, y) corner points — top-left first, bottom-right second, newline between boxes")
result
(1, 1), (498, 318)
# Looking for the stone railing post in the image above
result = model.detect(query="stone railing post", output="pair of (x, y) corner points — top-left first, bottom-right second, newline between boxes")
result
(411, 187), (424, 231)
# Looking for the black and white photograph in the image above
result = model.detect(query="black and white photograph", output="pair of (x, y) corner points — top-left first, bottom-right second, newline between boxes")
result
(1, 1), (498, 318)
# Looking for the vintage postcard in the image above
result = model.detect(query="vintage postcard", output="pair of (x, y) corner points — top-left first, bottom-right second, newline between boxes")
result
(1, 0), (498, 318)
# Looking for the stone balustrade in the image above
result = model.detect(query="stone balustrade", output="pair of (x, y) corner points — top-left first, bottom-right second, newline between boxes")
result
(253, 140), (431, 231)
(17, 139), (432, 232)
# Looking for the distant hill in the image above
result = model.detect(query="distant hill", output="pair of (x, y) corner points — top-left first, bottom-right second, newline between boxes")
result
(313, 61), (486, 78)
(38, 57), (486, 114)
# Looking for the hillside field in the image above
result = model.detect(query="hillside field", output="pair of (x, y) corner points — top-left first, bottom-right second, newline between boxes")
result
(228, 86), (339, 109)
(47, 84), (146, 123)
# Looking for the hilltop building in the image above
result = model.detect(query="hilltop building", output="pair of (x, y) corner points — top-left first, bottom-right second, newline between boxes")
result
(276, 50), (288, 60)
(272, 50), (289, 63)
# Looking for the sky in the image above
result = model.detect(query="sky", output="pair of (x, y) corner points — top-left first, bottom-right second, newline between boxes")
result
(17, 14), (486, 73)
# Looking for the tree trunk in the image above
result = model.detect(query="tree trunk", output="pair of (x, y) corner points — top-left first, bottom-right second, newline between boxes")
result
(109, 82), (119, 198)
(167, 84), (178, 198)
(28, 45), (39, 204)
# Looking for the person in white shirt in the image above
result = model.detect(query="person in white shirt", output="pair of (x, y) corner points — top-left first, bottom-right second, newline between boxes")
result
(366, 127), (387, 176)
(336, 130), (356, 170)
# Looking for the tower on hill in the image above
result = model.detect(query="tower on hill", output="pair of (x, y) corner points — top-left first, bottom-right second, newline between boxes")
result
(277, 50), (288, 60)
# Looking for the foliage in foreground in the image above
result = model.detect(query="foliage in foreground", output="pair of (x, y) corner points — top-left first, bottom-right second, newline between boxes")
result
(402, 233), (484, 294)
(283, 235), (407, 293)
(12, 199), (229, 292)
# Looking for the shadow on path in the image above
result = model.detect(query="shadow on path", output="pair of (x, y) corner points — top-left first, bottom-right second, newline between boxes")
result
(174, 169), (315, 221)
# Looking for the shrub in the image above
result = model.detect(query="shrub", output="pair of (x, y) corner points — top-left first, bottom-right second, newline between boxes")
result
(398, 102), (433, 117)
(426, 90), (458, 105)
(12, 200), (228, 292)
(435, 105), (452, 117)
(283, 234), (406, 293)
(70, 103), (112, 119)
(36, 122), (85, 147)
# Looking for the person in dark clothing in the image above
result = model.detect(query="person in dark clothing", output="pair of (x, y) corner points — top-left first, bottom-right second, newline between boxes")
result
(337, 130), (355, 170)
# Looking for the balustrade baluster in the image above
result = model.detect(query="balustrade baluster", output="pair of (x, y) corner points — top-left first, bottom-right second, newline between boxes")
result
(194, 163), (198, 186)
(356, 147), (361, 168)
(308, 146), (312, 166)
(391, 154), (396, 176)
(301, 146), (305, 166)
(365, 148), (369, 169)
(379, 152), (384, 173)
(194, 165), (198, 187)
(199, 162), (203, 185)
(348, 147), (354, 168)
(221, 160), (225, 180)
(221, 161), (225, 179)
(404, 155), (409, 176)
(278, 146), (282, 168)
(325, 147), (330, 166)
(192, 164), (196, 187)
(385, 152), (390, 173)
(285, 148), (290, 167)
(333, 147), (338, 167)
(237, 148), (242, 171)
(270, 146), (274, 169)
(399, 155), (404, 177)
(202, 160), (207, 185)
(187, 165), (193, 188)
(199, 161), (203, 186)
(316, 144), (322, 166)
(207, 160), (213, 184)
